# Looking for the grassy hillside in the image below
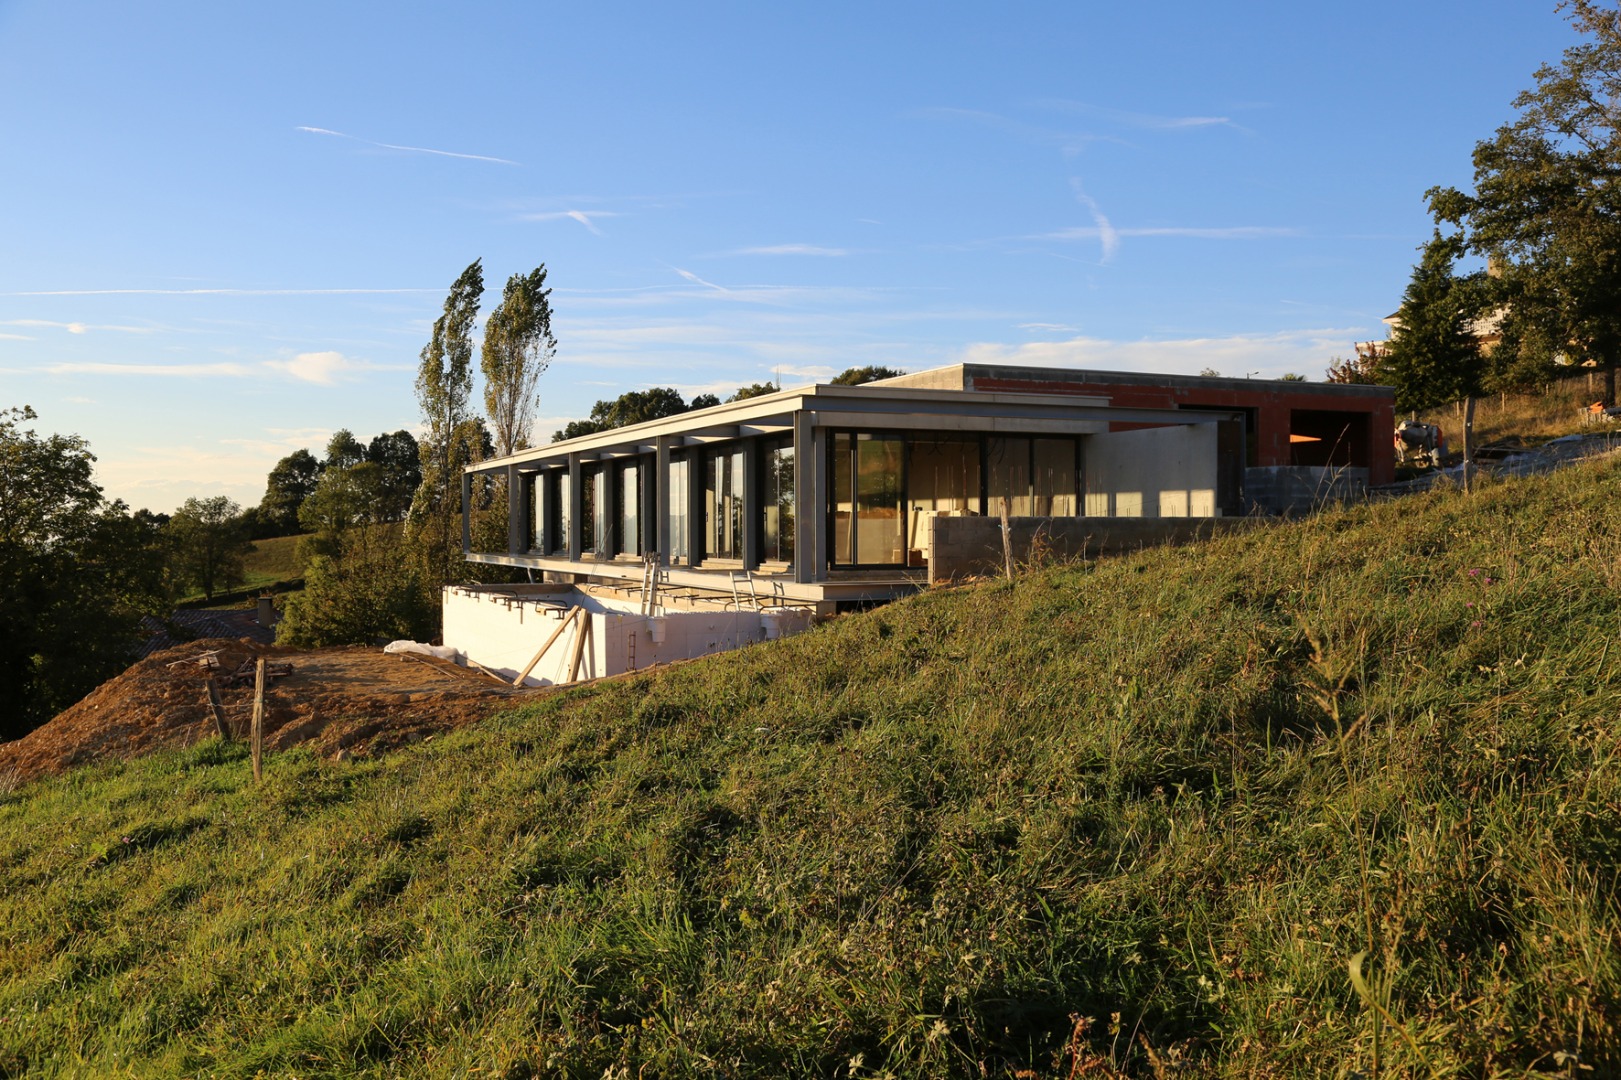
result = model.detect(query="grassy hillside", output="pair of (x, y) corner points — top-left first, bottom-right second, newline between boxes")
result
(1418, 373), (1607, 446)
(177, 533), (308, 608)
(5, 463), (1621, 1077)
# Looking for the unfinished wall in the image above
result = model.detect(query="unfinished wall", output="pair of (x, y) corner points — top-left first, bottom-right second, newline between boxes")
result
(1082, 424), (1219, 517)
(442, 586), (815, 687)
(928, 516), (1257, 582)
(1243, 466), (1369, 515)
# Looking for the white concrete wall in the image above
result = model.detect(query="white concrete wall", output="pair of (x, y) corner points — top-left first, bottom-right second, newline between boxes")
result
(1083, 424), (1219, 518)
(442, 586), (815, 687)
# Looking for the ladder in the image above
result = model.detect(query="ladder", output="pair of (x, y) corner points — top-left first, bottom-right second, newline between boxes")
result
(639, 553), (666, 617)
(730, 570), (762, 611)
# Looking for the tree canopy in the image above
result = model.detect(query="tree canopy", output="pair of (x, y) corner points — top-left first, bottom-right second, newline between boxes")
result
(259, 449), (323, 536)
(411, 260), (485, 587)
(0, 407), (170, 738)
(166, 495), (251, 602)
(1429, 0), (1621, 400)
(552, 387), (697, 442)
(1377, 232), (1489, 412)
(481, 265), (555, 458)
(830, 365), (905, 386)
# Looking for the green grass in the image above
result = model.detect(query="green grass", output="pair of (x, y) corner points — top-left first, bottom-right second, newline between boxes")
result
(177, 534), (309, 608)
(6, 462), (1621, 1076)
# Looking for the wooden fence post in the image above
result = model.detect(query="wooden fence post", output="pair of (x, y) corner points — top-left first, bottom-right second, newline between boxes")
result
(205, 679), (229, 740)
(251, 658), (266, 783)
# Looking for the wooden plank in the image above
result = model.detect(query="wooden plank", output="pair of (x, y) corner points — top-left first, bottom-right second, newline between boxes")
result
(565, 609), (591, 684)
(511, 608), (579, 686)
(251, 658), (265, 783)
(205, 678), (229, 740)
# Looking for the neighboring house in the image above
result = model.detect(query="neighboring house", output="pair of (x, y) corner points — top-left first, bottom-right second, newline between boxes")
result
(461, 363), (1394, 611)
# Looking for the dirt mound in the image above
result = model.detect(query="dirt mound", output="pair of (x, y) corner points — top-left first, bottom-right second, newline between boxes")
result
(0, 638), (546, 785)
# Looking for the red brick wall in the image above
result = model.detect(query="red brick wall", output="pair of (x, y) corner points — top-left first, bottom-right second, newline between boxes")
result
(970, 376), (1395, 485)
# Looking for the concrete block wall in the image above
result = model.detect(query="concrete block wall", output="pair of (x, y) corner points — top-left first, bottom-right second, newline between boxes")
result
(928, 515), (1254, 582)
(442, 586), (815, 687)
(1243, 466), (1368, 515)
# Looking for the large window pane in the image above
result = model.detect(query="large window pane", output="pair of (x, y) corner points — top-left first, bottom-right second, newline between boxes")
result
(619, 461), (641, 556)
(705, 446), (745, 560)
(551, 472), (571, 556)
(987, 438), (1033, 517)
(1033, 439), (1078, 516)
(833, 435), (854, 565)
(857, 436), (904, 565)
(668, 457), (689, 564)
(763, 438), (795, 563)
(832, 432), (905, 566)
(528, 473), (543, 552)
(906, 437), (980, 565)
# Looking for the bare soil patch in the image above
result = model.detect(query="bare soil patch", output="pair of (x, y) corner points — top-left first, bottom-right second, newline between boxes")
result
(0, 638), (546, 785)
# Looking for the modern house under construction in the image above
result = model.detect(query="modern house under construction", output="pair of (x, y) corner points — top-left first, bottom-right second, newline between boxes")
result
(454, 364), (1393, 626)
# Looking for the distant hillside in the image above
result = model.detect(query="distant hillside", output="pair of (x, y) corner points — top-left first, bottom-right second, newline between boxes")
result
(4, 461), (1621, 1077)
(176, 532), (308, 609)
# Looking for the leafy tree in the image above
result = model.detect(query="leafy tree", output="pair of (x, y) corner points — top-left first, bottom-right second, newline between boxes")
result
(830, 365), (905, 385)
(0, 407), (170, 738)
(481, 266), (555, 458)
(551, 387), (693, 442)
(167, 496), (250, 602)
(1277, 373), (1308, 382)
(366, 430), (421, 523)
(258, 449), (323, 536)
(1378, 232), (1489, 412)
(297, 461), (387, 566)
(689, 393), (721, 410)
(411, 260), (484, 586)
(324, 429), (366, 470)
(1429, 1), (1621, 401)
(1323, 355), (1381, 384)
(276, 552), (435, 648)
(727, 382), (779, 402)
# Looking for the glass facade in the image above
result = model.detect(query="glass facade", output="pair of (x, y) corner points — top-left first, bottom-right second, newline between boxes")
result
(528, 473), (543, 551)
(762, 438), (795, 563)
(989, 437), (1078, 518)
(550, 471), (570, 556)
(618, 460), (642, 557)
(581, 465), (609, 556)
(832, 432), (905, 566)
(668, 456), (689, 564)
(520, 427), (1078, 574)
(706, 445), (746, 561)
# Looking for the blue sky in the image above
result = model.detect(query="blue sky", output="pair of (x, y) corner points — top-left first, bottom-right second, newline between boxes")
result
(0, 1), (1577, 513)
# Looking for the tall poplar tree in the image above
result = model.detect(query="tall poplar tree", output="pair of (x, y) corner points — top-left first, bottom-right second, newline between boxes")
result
(481, 265), (555, 458)
(411, 260), (484, 586)
(1430, 0), (1621, 402)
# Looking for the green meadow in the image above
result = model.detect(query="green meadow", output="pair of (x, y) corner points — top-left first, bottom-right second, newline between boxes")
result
(5, 460), (1621, 1077)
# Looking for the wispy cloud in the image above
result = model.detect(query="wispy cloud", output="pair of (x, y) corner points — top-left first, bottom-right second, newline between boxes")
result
(296, 125), (519, 165)
(45, 361), (253, 377)
(9, 287), (436, 297)
(1, 318), (152, 334)
(518, 209), (618, 235)
(1035, 99), (1254, 135)
(727, 244), (850, 257)
(1069, 179), (1119, 262)
(960, 327), (1356, 378)
(263, 350), (379, 385)
(1043, 225), (1299, 241)
(671, 267), (731, 294)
